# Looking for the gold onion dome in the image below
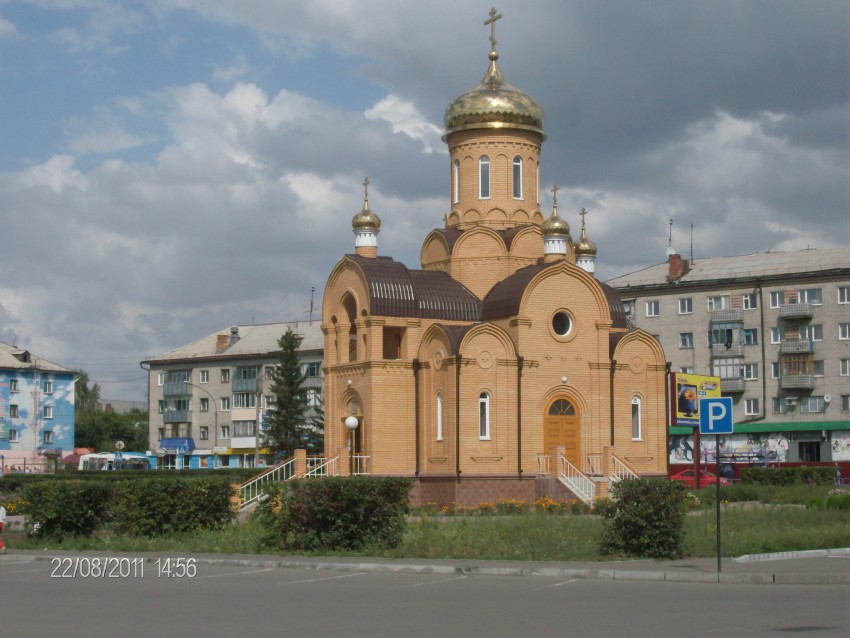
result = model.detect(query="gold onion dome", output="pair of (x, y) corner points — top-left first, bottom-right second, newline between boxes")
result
(352, 179), (381, 230)
(575, 209), (597, 256)
(444, 50), (544, 136)
(541, 208), (570, 237)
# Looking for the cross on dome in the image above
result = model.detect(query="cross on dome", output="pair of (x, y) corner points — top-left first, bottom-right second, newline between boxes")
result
(484, 7), (503, 55)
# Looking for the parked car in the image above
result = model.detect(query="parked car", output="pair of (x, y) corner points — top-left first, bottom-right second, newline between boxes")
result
(669, 468), (731, 487)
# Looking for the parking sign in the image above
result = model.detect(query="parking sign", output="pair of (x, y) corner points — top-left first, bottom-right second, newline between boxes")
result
(699, 397), (733, 435)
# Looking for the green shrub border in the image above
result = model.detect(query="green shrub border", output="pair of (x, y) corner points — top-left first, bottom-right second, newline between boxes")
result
(740, 466), (834, 486)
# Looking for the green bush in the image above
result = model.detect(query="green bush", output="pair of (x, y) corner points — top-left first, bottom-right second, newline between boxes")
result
(258, 476), (412, 552)
(825, 490), (850, 511)
(740, 466), (834, 486)
(20, 480), (114, 540)
(111, 476), (235, 536)
(600, 479), (687, 559)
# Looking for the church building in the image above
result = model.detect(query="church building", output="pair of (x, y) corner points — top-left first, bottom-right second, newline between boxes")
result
(321, 10), (669, 506)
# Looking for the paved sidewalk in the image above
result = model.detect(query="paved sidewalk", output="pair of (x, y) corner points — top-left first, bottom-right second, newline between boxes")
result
(5, 547), (848, 586)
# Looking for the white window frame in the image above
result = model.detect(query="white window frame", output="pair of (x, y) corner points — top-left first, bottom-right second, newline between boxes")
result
(436, 391), (443, 441)
(9, 379), (19, 393)
(453, 159), (460, 204)
(800, 396), (825, 414)
(678, 298), (693, 315)
(839, 323), (850, 340)
(743, 363), (758, 380)
(199, 426), (209, 441)
(679, 332), (693, 349)
(801, 324), (823, 341)
(44, 380), (53, 394)
(512, 155), (522, 199)
(220, 397), (230, 411)
(645, 300), (659, 317)
(813, 360), (824, 377)
(680, 367), (694, 374)
(219, 425), (230, 439)
(707, 295), (730, 311)
(742, 293), (758, 310)
(200, 398), (209, 412)
(744, 398), (760, 416)
(840, 358), (850, 376)
(772, 397), (789, 414)
(44, 405), (53, 419)
(770, 327), (783, 344)
(479, 392), (490, 440)
(199, 369), (209, 384)
(800, 288), (822, 305)
(631, 396), (642, 441)
(8, 428), (19, 443)
(232, 392), (256, 409)
(306, 388), (318, 407)
(479, 156), (490, 199)
(43, 430), (53, 444)
(220, 368), (230, 383)
(157, 372), (164, 386)
(838, 286), (850, 304)
(771, 362), (780, 379)
(743, 328), (758, 345)
(841, 395), (850, 413)
(769, 291), (783, 308)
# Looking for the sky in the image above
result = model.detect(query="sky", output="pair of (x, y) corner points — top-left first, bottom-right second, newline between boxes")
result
(1, 0), (848, 401)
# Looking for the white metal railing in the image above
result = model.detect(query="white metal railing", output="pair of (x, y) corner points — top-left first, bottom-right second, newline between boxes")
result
(557, 455), (595, 504)
(239, 457), (295, 509)
(584, 454), (603, 476)
(351, 455), (371, 475)
(304, 455), (338, 478)
(537, 453), (551, 476)
(610, 455), (639, 484)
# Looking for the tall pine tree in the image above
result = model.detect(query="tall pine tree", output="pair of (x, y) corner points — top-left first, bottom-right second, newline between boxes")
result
(264, 329), (308, 458)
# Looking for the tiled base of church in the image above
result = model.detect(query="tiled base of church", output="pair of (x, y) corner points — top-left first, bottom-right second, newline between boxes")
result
(410, 475), (583, 508)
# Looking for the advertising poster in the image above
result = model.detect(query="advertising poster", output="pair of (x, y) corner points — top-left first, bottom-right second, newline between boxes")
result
(669, 372), (721, 427)
(832, 432), (850, 461)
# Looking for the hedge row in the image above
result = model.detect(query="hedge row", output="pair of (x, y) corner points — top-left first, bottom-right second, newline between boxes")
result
(740, 466), (835, 486)
(20, 477), (235, 540)
(2, 468), (260, 491)
(257, 476), (412, 552)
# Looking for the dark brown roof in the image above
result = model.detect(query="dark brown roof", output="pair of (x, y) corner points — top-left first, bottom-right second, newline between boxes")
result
(433, 225), (537, 255)
(350, 255), (481, 322)
(433, 228), (463, 252)
(481, 264), (549, 320)
(482, 264), (629, 328)
(436, 324), (477, 355)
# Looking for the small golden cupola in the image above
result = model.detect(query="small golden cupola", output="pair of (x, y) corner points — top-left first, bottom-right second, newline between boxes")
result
(574, 208), (598, 273)
(542, 185), (571, 263)
(352, 177), (381, 258)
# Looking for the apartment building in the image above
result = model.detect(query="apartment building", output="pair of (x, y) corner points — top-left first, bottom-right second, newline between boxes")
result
(142, 321), (323, 469)
(607, 247), (850, 467)
(0, 341), (76, 470)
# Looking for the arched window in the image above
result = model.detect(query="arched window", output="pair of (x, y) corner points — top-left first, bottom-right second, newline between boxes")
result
(479, 156), (490, 199)
(513, 156), (522, 199)
(436, 392), (443, 441)
(631, 396), (642, 440)
(548, 399), (576, 415)
(453, 160), (460, 204)
(479, 392), (490, 439)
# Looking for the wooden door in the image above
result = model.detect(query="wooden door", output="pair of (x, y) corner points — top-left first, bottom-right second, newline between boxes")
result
(544, 398), (580, 465)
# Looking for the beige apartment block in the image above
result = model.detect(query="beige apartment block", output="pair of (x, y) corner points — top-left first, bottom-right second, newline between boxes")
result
(607, 246), (850, 469)
(321, 13), (669, 506)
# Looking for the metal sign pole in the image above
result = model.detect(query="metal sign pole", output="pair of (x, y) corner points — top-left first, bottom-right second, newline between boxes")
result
(716, 433), (721, 573)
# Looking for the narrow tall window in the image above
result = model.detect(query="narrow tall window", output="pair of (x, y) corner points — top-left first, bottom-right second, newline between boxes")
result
(436, 392), (443, 441)
(453, 160), (460, 203)
(512, 156), (522, 199)
(479, 392), (490, 439)
(479, 156), (490, 199)
(631, 396), (642, 440)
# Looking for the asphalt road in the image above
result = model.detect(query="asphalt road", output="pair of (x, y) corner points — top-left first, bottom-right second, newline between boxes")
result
(2, 555), (848, 637)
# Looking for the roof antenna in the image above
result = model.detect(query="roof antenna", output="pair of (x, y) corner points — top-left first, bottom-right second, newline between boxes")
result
(309, 286), (316, 322)
(689, 222), (694, 265)
(666, 218), (675, 256)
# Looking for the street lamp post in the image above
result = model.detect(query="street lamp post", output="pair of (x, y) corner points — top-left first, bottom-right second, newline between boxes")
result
(182, 380), (218, 468)
(344, 415), (359, 475)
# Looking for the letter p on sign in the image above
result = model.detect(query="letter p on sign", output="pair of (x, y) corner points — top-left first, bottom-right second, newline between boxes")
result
(699, 397), (733, 435)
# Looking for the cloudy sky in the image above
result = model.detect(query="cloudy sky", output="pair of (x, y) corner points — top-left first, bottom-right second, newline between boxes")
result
(1, 0), (848, 401)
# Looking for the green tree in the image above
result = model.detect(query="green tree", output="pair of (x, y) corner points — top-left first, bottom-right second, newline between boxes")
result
(304, 389), (325, 454)
(74, 369), (101, 413)
(264, 329), (309, 457)
(74, 409), (149, 452)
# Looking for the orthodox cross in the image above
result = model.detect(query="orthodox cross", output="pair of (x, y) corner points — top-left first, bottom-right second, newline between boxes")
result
(484, 7), (503, 52)
(551, 183), (559, 209)
(580, 207), (587, 229)
(363, 177), (370, 202)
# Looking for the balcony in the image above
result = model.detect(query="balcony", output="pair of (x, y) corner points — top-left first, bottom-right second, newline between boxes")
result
(720, 377), (745, 393)
(710, 308), (743, 323)
(163, 409), (190, 423)
(780, 374), (814, 390)
(780, 303), (813, 320)
(711, 343), (743, 357)
(780, 339), (813, 354)
(233, 377), (258, 393)
(163, 381), (192, 397)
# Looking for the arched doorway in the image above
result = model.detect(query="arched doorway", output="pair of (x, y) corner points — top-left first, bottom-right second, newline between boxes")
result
(544, 398), (580, 465)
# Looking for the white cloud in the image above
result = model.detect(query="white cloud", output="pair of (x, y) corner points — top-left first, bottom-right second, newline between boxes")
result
(212, 52), (249, 83)
(0, 15), (16, 38)
(17, 155), (88, 193)
(365, 94), (444, 153)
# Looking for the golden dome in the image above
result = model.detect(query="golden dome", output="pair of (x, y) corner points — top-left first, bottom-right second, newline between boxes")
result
(575, 208), (597, 256)
(444, 52), (544, 136)
(352, 201), (381, 230)
(541, 209), (570, 237)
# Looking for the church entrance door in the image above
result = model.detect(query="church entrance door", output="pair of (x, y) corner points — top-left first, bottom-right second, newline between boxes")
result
(544, 398), (580, 466)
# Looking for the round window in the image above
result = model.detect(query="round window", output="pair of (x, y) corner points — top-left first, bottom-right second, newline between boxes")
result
(552, 311), (572, 336)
